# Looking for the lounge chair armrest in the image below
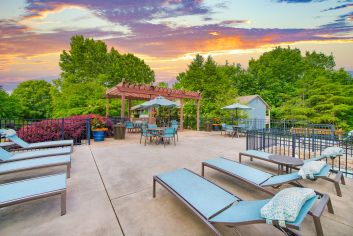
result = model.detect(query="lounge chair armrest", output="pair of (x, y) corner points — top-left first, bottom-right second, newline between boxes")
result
(311, 194), (334, 217)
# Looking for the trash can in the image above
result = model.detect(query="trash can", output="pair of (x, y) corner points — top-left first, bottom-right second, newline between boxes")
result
(114, 123), (126, 139)
(205, 122), (212, 132)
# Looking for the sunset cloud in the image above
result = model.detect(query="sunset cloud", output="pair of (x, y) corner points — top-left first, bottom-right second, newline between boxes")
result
(0, 0), (353, 91)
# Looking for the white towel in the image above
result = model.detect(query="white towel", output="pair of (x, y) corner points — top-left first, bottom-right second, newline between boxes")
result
(298, 161), (326, 179)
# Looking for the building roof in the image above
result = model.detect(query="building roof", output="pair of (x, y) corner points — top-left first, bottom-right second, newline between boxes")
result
(238, 95), (270, 109)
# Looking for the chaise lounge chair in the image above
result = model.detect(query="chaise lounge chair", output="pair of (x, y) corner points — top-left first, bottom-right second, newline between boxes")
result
(153, 168), (333, 236)
(0, 155), (71, 178)
(0, 173), (67, 215)
(238, 150), (326, 164)
(202, 157), (345, 197)
(0, 146), (71, 163)
(0, 129), (73, 152)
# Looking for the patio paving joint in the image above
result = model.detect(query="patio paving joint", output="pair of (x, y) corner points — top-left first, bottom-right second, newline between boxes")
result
(89, 146), (126, 236)
(111, 186), (151, 201)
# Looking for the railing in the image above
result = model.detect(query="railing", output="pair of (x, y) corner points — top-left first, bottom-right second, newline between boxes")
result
(246, 129), (353, 177)
(1, 118), (91, 145)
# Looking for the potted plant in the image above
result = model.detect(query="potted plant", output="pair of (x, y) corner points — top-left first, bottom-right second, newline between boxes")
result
(212, 117), (221, 131)
(91, 117), (108, 142)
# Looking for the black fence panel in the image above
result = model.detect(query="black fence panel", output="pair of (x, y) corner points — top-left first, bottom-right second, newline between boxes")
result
(247, 129), (353, 177)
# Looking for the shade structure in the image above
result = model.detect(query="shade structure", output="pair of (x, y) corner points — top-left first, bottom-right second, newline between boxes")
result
(140, 96), (179, 109)
(222, 103), (253, 110)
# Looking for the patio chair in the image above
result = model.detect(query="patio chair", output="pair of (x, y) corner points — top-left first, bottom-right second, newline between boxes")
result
(0, 155), (71, 178)
(224, 125), (234, 137)
(140, 128), (156, 146)
(220, 123), (226, 135)
(153, 168), (333, 236)
(171, 123), (179, 141)
(125, 121), (135, 133)
(0, 146), (71, 163)
(148, 124), (157, 129)
(202, 157), (345, 197)
(0, 173), (67, 215)
(0, 129), (73, 152)
(160, 127), (176, 147)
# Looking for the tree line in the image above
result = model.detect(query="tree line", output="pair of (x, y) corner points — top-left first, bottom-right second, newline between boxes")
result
(1, 35), (352, 130)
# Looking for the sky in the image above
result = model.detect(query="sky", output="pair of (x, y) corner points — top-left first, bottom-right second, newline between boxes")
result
(1, 0), (353, 92)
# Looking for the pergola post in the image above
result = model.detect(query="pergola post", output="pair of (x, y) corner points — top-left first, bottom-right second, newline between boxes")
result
(128, 99), (132, 120)
(121, 94), (125, 118)
(105, 97), (110, 117)
(196, 98), (201, 131)
(149, 107), (153, 124)
(180, 99), (184, 131)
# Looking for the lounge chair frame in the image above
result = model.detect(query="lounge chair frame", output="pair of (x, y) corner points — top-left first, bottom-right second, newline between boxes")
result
(0, 156), (71, 178)
(238, 151), (346, 196)
(153, 168), (332, 236)
(0, 174), (67, 215)
(202, 157), (344, 197)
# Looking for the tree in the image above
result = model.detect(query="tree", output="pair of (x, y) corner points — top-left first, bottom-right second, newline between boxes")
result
(0, 88), (20, 118)
(11, 80), (53, 119)
(53, 35), (155, 117)
(156, 82), (169, 88)
(174, 54), (237, 119)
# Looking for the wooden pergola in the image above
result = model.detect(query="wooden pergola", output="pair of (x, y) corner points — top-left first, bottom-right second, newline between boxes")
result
(105, 82), (202, 131)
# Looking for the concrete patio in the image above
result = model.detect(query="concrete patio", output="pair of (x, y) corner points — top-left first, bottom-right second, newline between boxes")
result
(1, 130), (353, 236)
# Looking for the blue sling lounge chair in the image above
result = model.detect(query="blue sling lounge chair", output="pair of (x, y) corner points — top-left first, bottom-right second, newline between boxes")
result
(0, 129), (73, 152)
(0, 146), (71, 163)
(202, 157), (345, 197)
(153, 168), (333, 236)
(0, 155), (71, 178)
(0, 173), (67, 215)
(239, 150), (327, 165)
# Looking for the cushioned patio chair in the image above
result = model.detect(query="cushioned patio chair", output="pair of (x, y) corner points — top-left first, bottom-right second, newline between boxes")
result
(148, 124), (158, 129)
(220, 123), (226, 135)
(171, 123), (179, 141)
(153, 168), (333, 236)
(0, 129), (73, 152)
(140, 128), (156, 146)
(160, 127), (176, 147)
(0, 173), (67, 215)
(124, 121), (135, 133)
(202, 157), (345, 197)
(0, 155), (71, 178)
(0, 146), (71, 163)
(224, 125), (234, 137)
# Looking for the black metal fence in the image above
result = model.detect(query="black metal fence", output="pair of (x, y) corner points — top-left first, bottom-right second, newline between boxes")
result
(246, 129), (353, 177)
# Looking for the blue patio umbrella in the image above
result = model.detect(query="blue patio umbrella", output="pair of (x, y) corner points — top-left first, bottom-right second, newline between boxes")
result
(140, 96), (179, 109)
(222, 103), (253, 120)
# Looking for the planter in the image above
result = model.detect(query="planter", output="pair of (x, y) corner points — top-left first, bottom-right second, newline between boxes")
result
(212, 124), (221, 131)
(92, 130), (106, 142)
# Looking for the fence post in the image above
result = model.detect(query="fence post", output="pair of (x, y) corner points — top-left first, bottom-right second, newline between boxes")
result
(86, 118), (91, 145)
(61, 118), (65, 140)
(292, 133), (296, 157)
(246, 130), (249, 150)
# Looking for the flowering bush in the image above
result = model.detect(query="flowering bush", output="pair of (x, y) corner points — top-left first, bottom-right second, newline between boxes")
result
(91, 117), (107, 131)
(17, 114), (113, 143)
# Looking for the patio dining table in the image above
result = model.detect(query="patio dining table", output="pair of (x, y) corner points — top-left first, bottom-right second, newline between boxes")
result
(147, 127), (165, 144)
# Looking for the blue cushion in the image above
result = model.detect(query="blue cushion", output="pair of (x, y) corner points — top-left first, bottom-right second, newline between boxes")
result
(0, 155), (70, 174)
(204, 158), (273, 185)
(7, 135), (30, 148)
(157, 169), (238, 219)
(241, 150), (271, 160)
(0, 174), (66, 204)
(8, 147), (71, 161)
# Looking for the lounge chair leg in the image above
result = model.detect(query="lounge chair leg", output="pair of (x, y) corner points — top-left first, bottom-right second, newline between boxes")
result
(140, 135), (142, 144)
(145, 137), (147, 146)
(340, 172), (346, 185)
(61, 191), (67, 216)
(67, 164), (71, 178)
(201, 163), (205, 176)
(334, 181), (342, 197)
(313, 216), (324, 236)
(239, 154), (242, 163)
(153, 178), (156, 198)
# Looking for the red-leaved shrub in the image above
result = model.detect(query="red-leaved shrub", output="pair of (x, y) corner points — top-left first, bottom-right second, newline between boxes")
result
(17, 114), (113, 143)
